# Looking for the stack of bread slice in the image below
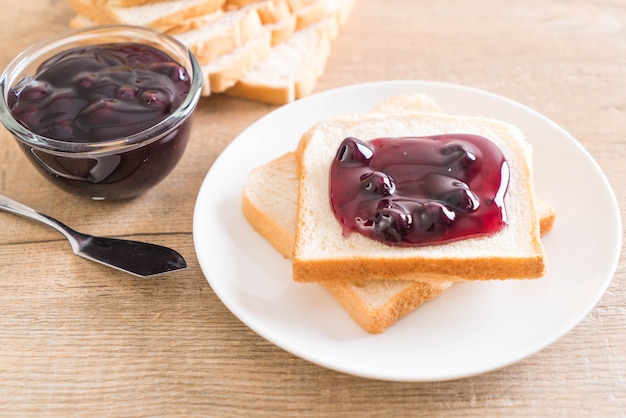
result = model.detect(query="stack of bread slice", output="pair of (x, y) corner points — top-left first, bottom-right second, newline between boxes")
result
(242, 94), (556, 333)
(67, 0), (357, 104)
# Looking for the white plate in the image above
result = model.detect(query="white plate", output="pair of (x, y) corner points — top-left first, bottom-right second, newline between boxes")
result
(192, 81), (621, 381)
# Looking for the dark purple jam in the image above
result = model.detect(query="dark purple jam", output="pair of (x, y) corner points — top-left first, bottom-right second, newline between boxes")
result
(329, 135), (510, 247)
(7, 42), (192, 199)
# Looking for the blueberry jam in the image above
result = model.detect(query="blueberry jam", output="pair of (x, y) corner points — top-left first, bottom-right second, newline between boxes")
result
(329, 135), (510, 247)
(7, 42), (192, 199)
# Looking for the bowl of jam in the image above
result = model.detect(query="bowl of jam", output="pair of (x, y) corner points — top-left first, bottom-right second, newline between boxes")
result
(0, 25), (202, 200)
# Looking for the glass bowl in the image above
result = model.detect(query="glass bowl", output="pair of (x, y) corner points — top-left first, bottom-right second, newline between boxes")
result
(0, 25), (202, 200)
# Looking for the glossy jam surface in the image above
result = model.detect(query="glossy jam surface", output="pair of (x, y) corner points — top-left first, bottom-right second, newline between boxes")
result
(329, 135), (510, 247)
(6, 42), (193, 200)
(8, 42), (190, 142)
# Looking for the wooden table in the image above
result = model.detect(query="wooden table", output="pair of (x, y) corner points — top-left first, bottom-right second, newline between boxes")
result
(1, 0), (624, 416)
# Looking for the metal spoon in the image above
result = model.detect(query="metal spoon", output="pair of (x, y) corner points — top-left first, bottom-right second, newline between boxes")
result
(0, 193), (187, 277)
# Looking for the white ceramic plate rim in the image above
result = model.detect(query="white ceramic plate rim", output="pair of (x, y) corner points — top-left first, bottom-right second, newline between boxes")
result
(192, 80), (621, 382)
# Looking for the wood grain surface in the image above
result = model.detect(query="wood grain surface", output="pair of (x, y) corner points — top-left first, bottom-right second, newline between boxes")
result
(0, 0), (624, 416)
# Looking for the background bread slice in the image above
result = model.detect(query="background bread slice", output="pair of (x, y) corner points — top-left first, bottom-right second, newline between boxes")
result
(69, 9), (225, 34)
(293, 0), (334, 29)
(285, 0), (318, 12)
(174, 4), (264, 65)
(253, 0), (292, 24)
(294, 109), (546, 283)
(254, 0), (298, 44)
(223, 0), (266, 8)
(103, 0), (178, 7)
(68, 0), (226, 34)
(202, 29), (273, 94)
(225, 19), (333, 104)
(264, 15), (298, 45)
(225, 0), (355, 102)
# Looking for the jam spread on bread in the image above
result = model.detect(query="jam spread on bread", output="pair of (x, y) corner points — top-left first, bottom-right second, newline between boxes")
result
(8, 42), (191, 142)
(329, 135), (509, 246)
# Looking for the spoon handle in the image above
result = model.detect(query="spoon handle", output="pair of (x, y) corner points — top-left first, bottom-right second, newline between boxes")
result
(0, 193), (81, 249)
(0, 193), (187, 277)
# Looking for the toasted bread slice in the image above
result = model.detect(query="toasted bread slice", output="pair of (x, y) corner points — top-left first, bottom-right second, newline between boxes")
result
(293, 104), (546, 283)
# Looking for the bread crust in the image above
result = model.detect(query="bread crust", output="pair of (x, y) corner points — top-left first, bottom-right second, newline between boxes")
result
(255, 0), (292, 24)
(241, 153), (297, 258)
(320, 280), (453, 334)
(203, 29), (273, 94)
(178, 5), (264, 65)
(69, 0), (227, 33)
(265, 15), (298, 45)
(294, 0), (334, 30)
(226, 18), (332, 104)
(294, 255), (546, 283)
(164, 10), (225, 35)
(102, 0), (184, 7)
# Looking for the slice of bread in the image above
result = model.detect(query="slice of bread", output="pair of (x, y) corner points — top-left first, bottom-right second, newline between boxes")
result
(264, 15), (298, 45)
(174, 4), (264, 65)
(104, 0), (179, 7)
(286, 0), (318, 12)
(70, 10), (223, 35)
(293, 0), (355, 30)
(222, 0), (292, 25)
(293, 108), (546, 283)
(293, 0), (335, 30)
(68, 0), (226, 34)
(242, 94), (555, 333)
(225, 19), (333, 104)
(201, 29), (273, 94)
(223, 0), (355, 102)
(223, 0), (266, 8)
(253, 0), (298, 44)
(254, 0), (292, 24)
